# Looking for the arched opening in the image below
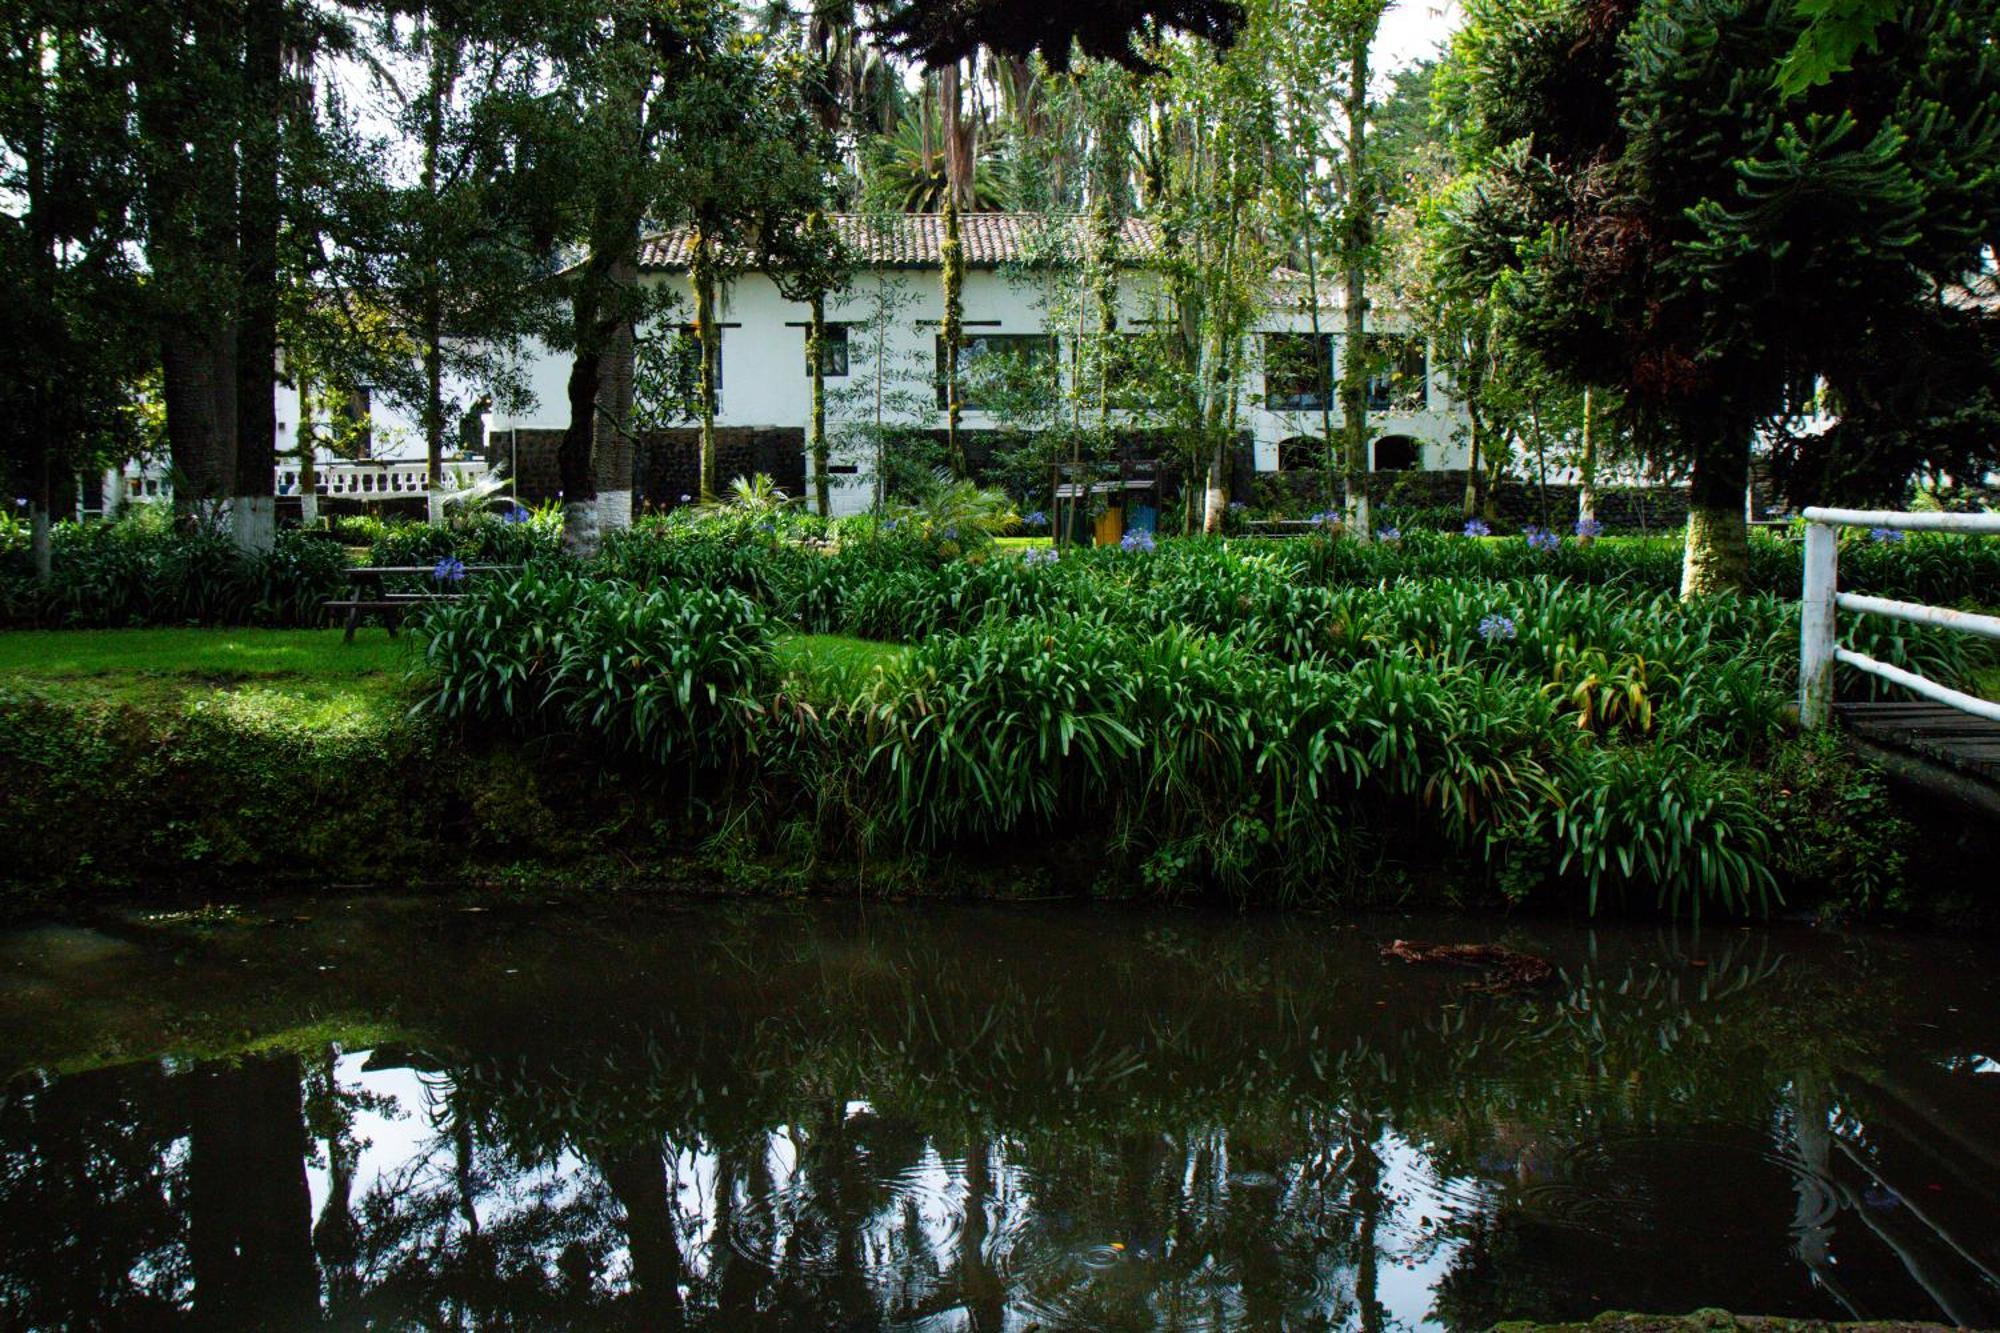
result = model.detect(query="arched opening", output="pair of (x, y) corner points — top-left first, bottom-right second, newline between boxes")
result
(1277, 436), (1331, 472)
(1373, 435), (1421, 472)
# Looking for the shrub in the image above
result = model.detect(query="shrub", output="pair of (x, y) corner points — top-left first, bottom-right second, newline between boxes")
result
(419, 569), (771, 773)
(0, 519), (350, 629)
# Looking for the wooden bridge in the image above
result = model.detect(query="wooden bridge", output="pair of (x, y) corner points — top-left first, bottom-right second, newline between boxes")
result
(1799, 507), (2000, 817)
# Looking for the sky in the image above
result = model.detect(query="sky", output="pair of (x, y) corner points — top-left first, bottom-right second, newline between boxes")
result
(1376, 0), (1463, 76)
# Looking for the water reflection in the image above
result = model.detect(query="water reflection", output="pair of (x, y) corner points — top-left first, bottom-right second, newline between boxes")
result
(1, 905), (1996, 1329)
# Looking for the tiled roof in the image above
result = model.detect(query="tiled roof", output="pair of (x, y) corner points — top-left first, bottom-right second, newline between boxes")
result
(637, 212), (1161, 271)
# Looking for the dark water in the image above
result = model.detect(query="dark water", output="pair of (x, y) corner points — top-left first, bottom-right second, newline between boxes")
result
(1, 901), (1997, 1331)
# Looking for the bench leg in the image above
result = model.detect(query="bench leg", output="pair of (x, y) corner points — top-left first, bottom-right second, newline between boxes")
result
(343, 604), (360, 645)
(386, 608), (400, 638)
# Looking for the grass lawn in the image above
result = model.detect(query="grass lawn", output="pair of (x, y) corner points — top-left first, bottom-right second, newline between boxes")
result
(0, 626), (904, 713)
(0, 627), (413, 680)
(0, 628), (419, 729)
(993, 536), (1054, 551)
(771, 632), (908, 700)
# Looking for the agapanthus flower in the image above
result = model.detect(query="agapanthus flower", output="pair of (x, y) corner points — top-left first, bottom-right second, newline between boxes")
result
(1478, 613), (1517, 642)
(1228, 501), (1248, 512)
(1524, 525), (1560, 552)
(1022, 546), (1060, 566)
(679, 493), (692, 503)
(1463, 518), (1492, 537)
(1868, 527), (1906, 543)
(1574, 517), (1604, 539)
(1022, 510), (1049, 529)
(432, 556), (467, 584)
(1120, 528), (1157, 553)
(1375, 527), (1401, 544)
(501, 505), (531, 525)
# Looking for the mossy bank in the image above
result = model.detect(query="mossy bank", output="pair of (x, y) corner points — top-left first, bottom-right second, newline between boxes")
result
(1, 624), (1982, 924)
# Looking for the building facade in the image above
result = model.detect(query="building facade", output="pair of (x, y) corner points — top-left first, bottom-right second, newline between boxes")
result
(487, 213), (1470, 518)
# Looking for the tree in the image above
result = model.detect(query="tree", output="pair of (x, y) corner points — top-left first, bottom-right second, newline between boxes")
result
(874, 0), (1244, 70)
(1439, 0), (2000, 594)
(767, 211), (855, 516)
(1329, 0), (1390, 540)
(0, 4), (150, 577)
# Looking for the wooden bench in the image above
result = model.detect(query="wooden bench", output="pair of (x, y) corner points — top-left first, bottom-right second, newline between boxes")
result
(327, 565), (520, 642)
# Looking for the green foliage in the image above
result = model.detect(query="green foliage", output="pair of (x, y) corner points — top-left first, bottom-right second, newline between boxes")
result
(1758, 730), (1912, 916)
(419, 569), (772, 773)
(363, 509), (564, 569)
(0, 519), (349, 629)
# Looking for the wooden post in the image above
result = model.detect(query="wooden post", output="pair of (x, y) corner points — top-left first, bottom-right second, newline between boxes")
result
(1800, 520), (1837, 728)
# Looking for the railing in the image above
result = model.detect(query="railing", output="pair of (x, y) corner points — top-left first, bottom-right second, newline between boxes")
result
(1799, 507), (2000, 728)
(110, 458), (487, 502)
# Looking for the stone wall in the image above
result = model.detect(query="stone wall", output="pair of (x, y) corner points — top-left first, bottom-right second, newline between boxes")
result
(487, 428), (808, 510)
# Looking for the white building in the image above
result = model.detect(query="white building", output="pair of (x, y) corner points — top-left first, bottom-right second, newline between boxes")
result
(100, 213), (1469, 522)
(488, 213), (1469, 518)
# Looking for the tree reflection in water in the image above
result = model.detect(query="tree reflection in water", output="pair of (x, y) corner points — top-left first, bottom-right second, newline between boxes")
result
(1, 905), (1996, 1329)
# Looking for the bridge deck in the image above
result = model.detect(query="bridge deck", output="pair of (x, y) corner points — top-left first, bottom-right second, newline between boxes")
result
(1837, 701), (2000, 786)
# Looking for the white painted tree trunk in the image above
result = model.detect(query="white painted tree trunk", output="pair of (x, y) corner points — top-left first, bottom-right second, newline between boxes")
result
(300, 489), (318, 527)
(426, 489), (447, 525)
(597, 489), (632, 531)
(231, 494), (276, 553)
(562, 499), (599, 559)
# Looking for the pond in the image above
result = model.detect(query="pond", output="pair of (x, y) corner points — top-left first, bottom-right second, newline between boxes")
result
(1, 900), (1996, 1330)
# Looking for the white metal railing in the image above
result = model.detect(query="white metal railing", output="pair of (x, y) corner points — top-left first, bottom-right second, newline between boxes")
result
(1799, 506), (2000, 728)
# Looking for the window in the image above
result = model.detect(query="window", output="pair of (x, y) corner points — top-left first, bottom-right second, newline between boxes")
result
(1373, 435), (1421, 471)
(935, 333), (1055, 410)
(806, 324), (850, 378)
(1264, 333), (1334, 412)
(1278, 436), (1332, 471)
(1363, 334), (1426, 412)
(676, 325), (719, 393)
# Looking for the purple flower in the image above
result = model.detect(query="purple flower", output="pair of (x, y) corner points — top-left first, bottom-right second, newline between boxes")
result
(1574, 517), (1604, 539)
(1868, 527), (1905, 543)
(1524, 525), (1560, 552)
(1228, 501), (1248, 512)
(679, 493), (692, 504)
(1120, 528), (1157, 553)
(501, 505), (530, 524)
(1022, 546), (1060, 566)
(1478, 613), (1517, 643)
(1022, 510), (1049, 529)
(1375, 526), (1401, 544)
(1463, 518), (1491, 537)
(432, 556), (467, 584)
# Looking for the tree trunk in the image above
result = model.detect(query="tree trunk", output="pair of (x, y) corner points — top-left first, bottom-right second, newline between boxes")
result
(233, 0), (282, 553)
(941, 198), (966, 477)
(561, 333), (602, 557)
(296, 367), (320, 528)
(692, 230), (722, 501)
(594, 252), (638, 531)
(30, 449), (52, 581)
(939, 61), (975, 211)
(808, 292), (831, 516)
(419, 20), (456, 526)
(164, 328), (239, 523)
(1337, 39), (1373, 540)
(1680, 439), (1750, 598)
(1577, 386), (1597, 537)
(1201, 432), (1229, 534)
(1462, 405), (1483, 519)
